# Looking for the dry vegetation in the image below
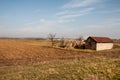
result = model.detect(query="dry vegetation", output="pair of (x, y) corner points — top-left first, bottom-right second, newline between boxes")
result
(0, 39), (120, 80)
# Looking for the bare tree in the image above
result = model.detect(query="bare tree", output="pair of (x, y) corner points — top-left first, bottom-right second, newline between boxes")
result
(77, 35), (84, 41)
(48, 33), (56, 47)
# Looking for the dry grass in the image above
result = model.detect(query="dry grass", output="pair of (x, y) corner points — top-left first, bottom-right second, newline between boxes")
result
(0, 39), (94, 65)
(0, 39), (120, 80)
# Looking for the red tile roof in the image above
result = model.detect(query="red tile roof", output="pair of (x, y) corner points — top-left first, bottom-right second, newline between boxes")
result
(89, 36), (113, 43)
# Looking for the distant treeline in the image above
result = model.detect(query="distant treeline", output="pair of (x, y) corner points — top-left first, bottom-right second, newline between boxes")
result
(0, 37), (46, 40)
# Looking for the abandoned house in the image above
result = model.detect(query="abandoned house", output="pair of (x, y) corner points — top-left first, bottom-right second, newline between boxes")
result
(86, 36), (113, 51)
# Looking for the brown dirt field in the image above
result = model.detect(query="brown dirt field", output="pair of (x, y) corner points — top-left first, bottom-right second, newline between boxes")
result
(0, 39), (120, 66)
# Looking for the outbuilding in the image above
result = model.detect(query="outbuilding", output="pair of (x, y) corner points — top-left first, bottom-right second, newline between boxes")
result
(86, 36), (113, 51)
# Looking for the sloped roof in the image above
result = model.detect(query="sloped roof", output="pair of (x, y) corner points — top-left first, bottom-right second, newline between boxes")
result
(88, 36), (113, 43)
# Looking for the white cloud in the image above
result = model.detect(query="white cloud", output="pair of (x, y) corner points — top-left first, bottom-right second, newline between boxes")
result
(17, 16), (78, 37)
(40, 18), (45, 23)
(56, 0), (97, 20)
(62, 0), (98, 9)
(0, 17), (119, 38)
(57, 19), (75, 23)
(98, 9), (120, 15)
(56, 10), (69, 16)
(81, 18), (120, 39)
(57, 8), (94, 19)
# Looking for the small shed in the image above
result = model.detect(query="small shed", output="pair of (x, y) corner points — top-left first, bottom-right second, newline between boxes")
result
(86, 36), (113, 51)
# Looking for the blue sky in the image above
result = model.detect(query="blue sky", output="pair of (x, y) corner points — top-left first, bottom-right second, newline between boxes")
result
(0, 0), (120, 39)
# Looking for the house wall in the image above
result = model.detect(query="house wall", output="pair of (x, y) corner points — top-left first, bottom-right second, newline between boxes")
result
(86, 38), (96, 50)
(96, 43), (113, 51)
(90, 42), (96, 50)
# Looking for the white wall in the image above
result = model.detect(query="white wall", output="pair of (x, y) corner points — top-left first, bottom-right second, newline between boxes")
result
(96, 43), (113, 51)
